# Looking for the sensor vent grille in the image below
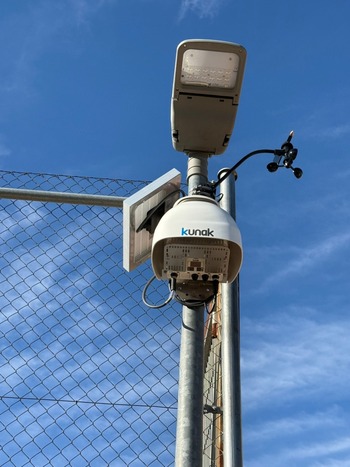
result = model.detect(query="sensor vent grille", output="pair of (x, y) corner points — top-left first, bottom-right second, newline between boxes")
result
(162, 243), (230, 281)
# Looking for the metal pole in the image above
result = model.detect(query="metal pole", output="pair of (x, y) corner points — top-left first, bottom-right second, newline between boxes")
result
(219, 169), (243, 467)
(0, 187), (125, 207)
(175, 154), (209, 467)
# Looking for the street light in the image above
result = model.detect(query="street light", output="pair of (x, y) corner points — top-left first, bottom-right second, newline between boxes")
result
(169, 39), (247, 467)
(171, 40), (247, 155)
(123, 38), (302, 467)
(169, 40), (302, 467)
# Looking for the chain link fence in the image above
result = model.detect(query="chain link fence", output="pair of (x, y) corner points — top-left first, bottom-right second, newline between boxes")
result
(0, 170), (223, 466)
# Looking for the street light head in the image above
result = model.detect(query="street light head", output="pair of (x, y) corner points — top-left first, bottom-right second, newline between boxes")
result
(171, 39), (247, 156)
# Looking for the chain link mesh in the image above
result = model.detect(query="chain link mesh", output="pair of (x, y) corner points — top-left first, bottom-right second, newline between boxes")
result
(0, 170), (224, 466)
(0, 170), (183, 466)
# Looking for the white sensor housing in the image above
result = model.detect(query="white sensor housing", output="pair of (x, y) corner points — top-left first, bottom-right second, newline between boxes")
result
(151, 195), (243, 284)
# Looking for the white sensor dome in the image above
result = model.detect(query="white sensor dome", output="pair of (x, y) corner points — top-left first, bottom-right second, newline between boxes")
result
(151, 195), (243, 284)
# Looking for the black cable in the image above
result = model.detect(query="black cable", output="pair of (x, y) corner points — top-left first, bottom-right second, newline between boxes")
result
(174, 295), (207, 308)
(173, 293), (216, 309)
(212, 149), (278, 190)
(205, 294), (217, 315)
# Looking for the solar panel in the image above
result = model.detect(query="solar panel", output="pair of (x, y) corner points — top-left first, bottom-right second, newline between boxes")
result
(123, 168), (181, 272)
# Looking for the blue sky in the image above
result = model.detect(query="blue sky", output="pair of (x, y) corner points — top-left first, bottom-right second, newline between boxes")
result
(0, 0), (350, 466)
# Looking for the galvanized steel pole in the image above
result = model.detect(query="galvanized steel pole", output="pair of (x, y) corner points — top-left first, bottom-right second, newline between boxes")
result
(0, 187), (125, 207)
(175, 154), (209, 467)
(219, 169), (243, 467)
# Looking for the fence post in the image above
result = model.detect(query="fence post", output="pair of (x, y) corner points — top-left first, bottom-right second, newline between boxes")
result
(219, 169), (243, 467)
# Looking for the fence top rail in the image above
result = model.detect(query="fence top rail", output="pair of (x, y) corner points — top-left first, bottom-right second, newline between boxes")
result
(0, 187), (125, 208)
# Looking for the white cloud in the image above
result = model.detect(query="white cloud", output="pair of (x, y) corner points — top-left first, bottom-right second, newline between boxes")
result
(299, 88), (350, 142)
(303, 115), (350, 141)
(68, 0), (116, 25)
(0, 140), (11, 158)
(304, 107), (350, 140)
(335, 168), (350, 179)
(179, 0), (223, 19)
(249, 437), (350, 467)
(243, 314), (350, 465)
(313, 457), (350, 467)
(321, 123), (350, 139)
(255, 230), (350, 293)
(0, 1), (115, 104)
(242, 312), (350, 410)
(245, 407), (345, 444)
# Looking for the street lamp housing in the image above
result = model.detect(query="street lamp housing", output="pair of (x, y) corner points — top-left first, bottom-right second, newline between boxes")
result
(171, 39), (247, 156)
